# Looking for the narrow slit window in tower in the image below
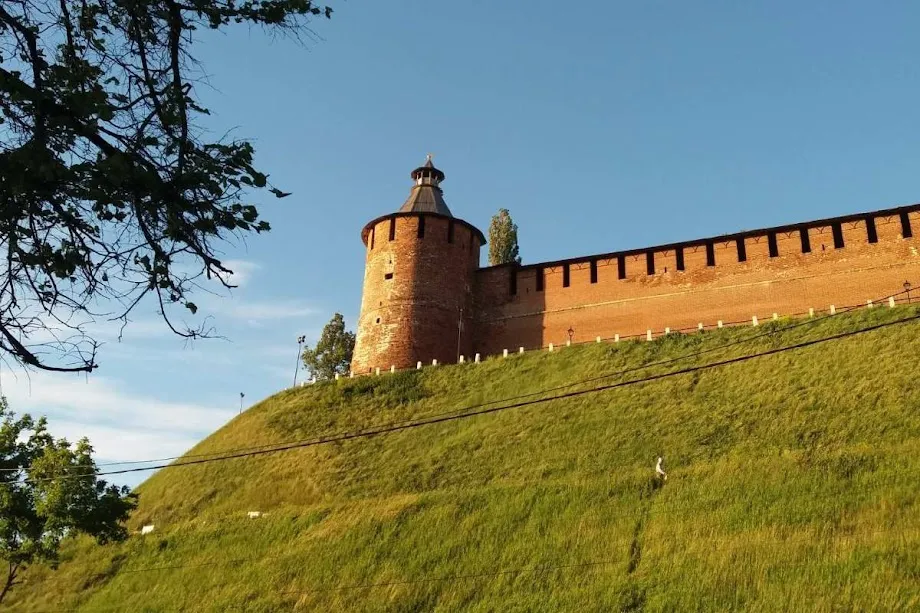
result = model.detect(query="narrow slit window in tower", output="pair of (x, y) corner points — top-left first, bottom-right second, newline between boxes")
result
(800, 228), (811, 253)
(866, 217), (878, 243)
(536, 268), (544, 292)
(617, 256), (626, 279)
(736, 238), (747, 262)
(447, 220), (455, 243)
(675, 247), (685, 271)
(510, 268), (517, 295)
(388, 218), (395, 241)
(900, 212), (913, 238)
(832, 223), (844, 249)
(768, 232), (779, 258)
(384, 272), (393, 280)
(705, 242), (715, 266)
(646, 252), (655, 275)
(417, 216), (425, 239)
(563, 264), (570, 287)
(370, 227), (375, 250)
(590, 259), (598, 283)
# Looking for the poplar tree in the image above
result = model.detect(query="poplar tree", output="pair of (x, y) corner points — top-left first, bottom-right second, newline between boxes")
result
(301, 313), (355, 380)
(488, 209), (522, 266)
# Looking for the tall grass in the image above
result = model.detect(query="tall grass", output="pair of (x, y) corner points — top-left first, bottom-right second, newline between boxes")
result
(10, 306), (920, 612)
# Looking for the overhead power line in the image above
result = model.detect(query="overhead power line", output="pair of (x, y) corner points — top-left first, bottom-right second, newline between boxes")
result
(27, 310), (920, 483)
(14, 284), (913, 477)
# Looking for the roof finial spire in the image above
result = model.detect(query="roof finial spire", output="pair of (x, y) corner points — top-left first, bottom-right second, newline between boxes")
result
(425, 152), (434, 165)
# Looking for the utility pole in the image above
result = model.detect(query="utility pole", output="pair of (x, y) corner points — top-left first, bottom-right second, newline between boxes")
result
(293, 335), (306, 387)
(239, 392), (244, 414)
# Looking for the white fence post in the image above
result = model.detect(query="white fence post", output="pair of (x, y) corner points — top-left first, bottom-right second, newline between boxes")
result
(417, 361), (422, 370)
(503, 349), (509, 358)
(614, 334), (620, 342)
(646, 329), (653, 341)
(889, 296), (896, 308)
(830, 305), (836, 315)
(717, 320), (723, 328)
(752, 316), (758, 326)
(548, 343), (554, 352)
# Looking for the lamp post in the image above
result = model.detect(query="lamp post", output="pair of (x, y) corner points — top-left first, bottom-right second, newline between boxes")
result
(567, 327), (574, 344)
(239, 392), (245, 415)
(906, 281), (913, 305)
(456, 307), (463, 363)
(293, 335), (306, 387)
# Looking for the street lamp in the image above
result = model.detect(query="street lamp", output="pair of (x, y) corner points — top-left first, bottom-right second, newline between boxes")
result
(293, 335), (306, 387)
(567, 327), (574, 344)
(905, 281), (913, 305)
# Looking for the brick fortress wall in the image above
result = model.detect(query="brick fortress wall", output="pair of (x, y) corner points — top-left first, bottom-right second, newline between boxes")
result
(351, 213), (482, 373)
(472, 205), (920, 356)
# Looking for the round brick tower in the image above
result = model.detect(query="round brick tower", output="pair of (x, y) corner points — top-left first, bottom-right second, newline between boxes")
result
(351, 156), (485, 374)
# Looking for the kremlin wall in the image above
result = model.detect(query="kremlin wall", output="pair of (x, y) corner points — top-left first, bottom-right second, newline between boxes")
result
(351, 157), (920, 374)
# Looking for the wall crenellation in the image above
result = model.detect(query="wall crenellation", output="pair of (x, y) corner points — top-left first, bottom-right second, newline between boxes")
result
(351, 157), (920, 373)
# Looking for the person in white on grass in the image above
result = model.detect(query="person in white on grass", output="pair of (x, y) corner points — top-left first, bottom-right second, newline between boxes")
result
(656, 456), (667, 481)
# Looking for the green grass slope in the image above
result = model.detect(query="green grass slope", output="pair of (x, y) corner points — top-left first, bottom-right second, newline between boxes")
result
(11, 307), (920, 612)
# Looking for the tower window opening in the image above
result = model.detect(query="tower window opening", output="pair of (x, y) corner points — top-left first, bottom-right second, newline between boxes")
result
(900, 212), (913, 238)
(705, 242), (715, 266)
(375, 317), (381, 324)
(736, 238), (747, 262)
(617, 256), (626, 279)
(417, 216), (425, 238)
(768, 232), (779, 258)
(447, 220), (455, 243)
(590, 259), (598, 283)
(563, 264), (570, 287)
(646, 252), (655, 275)
(832, 223), (844, 249)
(800, 228), (811, 253)
(675, 247), (685, 271)
(866, 217), (878, 243)
(510, 268), (517, 295)
(536, 268), (544, 292)
(370, 228), (375, 250)
(388, 218), (396, 241)
(384, 272), (393, 280)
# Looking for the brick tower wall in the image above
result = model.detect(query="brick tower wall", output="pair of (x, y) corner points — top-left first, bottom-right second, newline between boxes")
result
(352, 213), (482, 373)
(472, 206), (920, 355)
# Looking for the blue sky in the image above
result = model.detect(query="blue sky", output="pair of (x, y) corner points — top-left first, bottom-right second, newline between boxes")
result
(6, 1), (920, 486)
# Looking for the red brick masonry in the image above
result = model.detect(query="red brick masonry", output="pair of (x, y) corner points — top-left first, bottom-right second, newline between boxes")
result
(353, 204), (920, 373)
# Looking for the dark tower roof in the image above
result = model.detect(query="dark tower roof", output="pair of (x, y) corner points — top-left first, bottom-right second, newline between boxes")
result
(398, 154), (452, 216)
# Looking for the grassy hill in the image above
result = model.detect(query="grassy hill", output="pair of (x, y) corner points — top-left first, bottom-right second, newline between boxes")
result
(10, 306), (920, 612)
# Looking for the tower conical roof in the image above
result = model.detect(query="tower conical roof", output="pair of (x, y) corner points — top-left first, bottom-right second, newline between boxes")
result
(398, 155), (452, 216)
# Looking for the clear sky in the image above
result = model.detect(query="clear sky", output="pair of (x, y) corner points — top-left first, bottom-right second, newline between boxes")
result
(5, 1), (920, 486)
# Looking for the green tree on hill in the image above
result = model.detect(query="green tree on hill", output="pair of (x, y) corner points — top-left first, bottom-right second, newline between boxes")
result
(0, 1), (333, 373)
(302, 313), (356, 380)
(488, 209), (522, 266)
(0, 397), (137, 604)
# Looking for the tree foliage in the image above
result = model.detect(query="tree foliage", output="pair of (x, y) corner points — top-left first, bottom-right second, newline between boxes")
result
(487, 208), (521, 266)
(0, 397), (137, 604)
(301, 312), (354, 380)
(0, 0), (332, 373)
